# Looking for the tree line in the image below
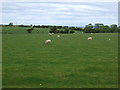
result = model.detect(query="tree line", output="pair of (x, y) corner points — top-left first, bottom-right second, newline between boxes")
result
(2, 22), (120, 34)
(84, 23), (120, 33)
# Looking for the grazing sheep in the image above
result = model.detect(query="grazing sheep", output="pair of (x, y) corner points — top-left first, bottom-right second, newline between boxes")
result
(52, 32), (54, 35)
(45, 39), (51, 44)
(91, 33), (93, 34)
(49, 33), (52, 36)
(87, 37), (92, 40)
(40, 84), (42, 85)
(57, 35), (60, 38)
(109, 38), (111, 40)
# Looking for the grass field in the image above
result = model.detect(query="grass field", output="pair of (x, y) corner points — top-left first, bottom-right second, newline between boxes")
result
(2, 26), (118, 88)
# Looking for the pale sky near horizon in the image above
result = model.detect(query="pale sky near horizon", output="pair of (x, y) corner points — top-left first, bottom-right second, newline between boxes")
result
(2, 2), (118, 27)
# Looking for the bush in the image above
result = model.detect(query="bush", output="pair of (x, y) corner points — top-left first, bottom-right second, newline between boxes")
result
(64, 28), (69, 33)
(70, 30), (75, 34)
(27, 28), (34, 34)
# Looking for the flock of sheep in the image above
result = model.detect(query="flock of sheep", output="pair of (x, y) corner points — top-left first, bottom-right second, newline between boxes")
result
(45, 32), (111, 44)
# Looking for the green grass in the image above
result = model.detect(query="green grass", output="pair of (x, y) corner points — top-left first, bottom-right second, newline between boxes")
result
(2, 26), (118, 88)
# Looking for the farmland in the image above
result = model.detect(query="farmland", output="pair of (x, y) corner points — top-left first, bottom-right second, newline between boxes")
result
(2, 26), (118, 88)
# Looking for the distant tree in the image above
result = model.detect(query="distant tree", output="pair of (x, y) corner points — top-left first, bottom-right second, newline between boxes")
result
(77, 27), (83, 31)
(57, 26), (62, 29)
(94, 23), (104, 29)
(56, 30), (60, 33)
(88, 23), (93, 28)
(70, 30), (75, 34)
(27, 27), (34, 34)
(64, 28), (69, 33)
(8, 22), (13, 26)
(33, 25), (41, 28)
(21, 24), (24, 27)
(50, 26), (57, 33)
(84, 23), (94, 33)
(94, 25), (109, 33)
(69, 27), (75, 30)
(104, 25), (110, 33)
(63, 26), (68, 29)
(110, 24), (118, 33)
(84, 23), (116, 33)
(60, 30), (64, 33)
(110, 24), (117, 28)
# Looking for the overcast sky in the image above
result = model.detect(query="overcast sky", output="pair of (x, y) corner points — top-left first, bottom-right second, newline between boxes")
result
(2, 2), (118, 27)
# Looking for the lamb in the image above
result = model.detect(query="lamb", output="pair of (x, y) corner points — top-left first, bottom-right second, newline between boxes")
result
(57, 35), (60, 38)
(52, 32), (54, 35)
(87, 37), (92, 40)
(49, 33), (54, 36)
(45, 39), (51, 44)
(49, 33), (52, 36)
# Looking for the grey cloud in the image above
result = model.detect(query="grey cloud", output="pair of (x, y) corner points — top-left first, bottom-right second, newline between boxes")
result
(2, 2), (118, 26)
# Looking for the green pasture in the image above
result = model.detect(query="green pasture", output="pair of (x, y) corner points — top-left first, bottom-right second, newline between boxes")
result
(2, 26), (118, 88)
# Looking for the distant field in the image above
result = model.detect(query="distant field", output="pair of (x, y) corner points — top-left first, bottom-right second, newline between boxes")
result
(2, 26), (118, 88)
(2, 26), (50, 34)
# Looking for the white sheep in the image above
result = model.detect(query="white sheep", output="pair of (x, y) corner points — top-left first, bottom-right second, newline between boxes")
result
(52, 32), (54, 35)
(57, 35), (60, 38)
(45, 39), (51, 44)
(109, 38), (111, 40)
(49, 33), (52, 36)
(87, 37), (92, 40)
